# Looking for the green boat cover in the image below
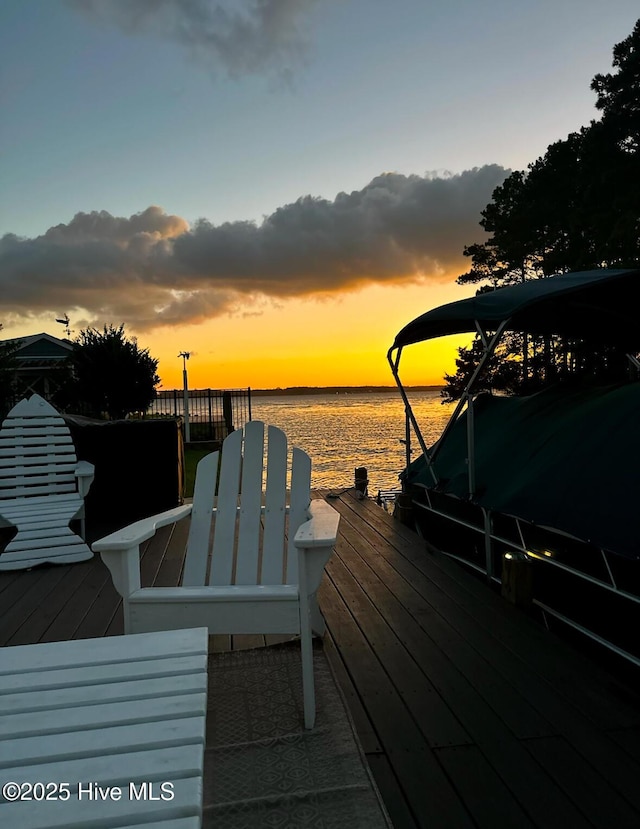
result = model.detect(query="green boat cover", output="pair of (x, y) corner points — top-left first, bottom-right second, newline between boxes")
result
(403, 382), (640, 560)
(393, 269), (640, 348)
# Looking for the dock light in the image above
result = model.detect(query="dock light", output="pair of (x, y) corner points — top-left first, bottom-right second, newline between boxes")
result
(504, 551), (529, 561)
(501, 551), (533, 608)
(178, 351), (192, 443)
(523, 549), (555, 561)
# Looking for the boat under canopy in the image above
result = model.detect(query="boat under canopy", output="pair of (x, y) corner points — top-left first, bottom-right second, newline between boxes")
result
(388, 268), (640, 663)
(404, 382), (640, 560)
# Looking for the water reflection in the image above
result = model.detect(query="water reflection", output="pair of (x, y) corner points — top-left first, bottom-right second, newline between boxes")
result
(251, 391), (452, 491)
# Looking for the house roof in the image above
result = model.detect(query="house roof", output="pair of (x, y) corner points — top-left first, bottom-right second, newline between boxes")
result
(2, 333), (73, 367)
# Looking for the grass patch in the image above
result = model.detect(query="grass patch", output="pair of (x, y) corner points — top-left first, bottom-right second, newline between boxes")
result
(184, 446), (214, 498)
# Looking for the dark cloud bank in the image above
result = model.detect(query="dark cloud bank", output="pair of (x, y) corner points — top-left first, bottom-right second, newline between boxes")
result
(0, 166), (508, 331)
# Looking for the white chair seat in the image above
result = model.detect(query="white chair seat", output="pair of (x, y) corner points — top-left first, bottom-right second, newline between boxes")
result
(93, 421), (339, 729)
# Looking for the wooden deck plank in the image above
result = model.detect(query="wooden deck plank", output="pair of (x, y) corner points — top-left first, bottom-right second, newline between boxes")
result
(231, 634), (267, 649)
(337, 497), (640, 719)
(0, 563), (24, 598)
(435, 744), (537, 829)
(209, 634), (231, 652)
(318, 575), (476, 829)
(152, 516), (190, 587)
(333, 503), (555, 739)
(525, 735), (640, 829)
(4, 559), (96, 646)
(264, 634), (297, 646)
(323, 630), (382, 755)
(332, 493), (640, 815)
(0, 566), (69, 645)
(1, 491), (638, 829)
(322, 528), (593, 829)
(325, 552), (473, 749)
(39, 556), (115, 642)
(608, 726), (640, 762)
(353, 494), (640, 730)
(139, 524), (175, 588)
(365, 754), (418, 829)
(351, 495), (640, 734)
(74, 571), (122, 639)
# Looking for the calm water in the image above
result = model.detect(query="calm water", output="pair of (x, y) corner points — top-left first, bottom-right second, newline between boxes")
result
(251, 390), (453, 492)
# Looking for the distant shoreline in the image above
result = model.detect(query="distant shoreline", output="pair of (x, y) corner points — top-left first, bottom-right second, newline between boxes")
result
(250, 385), (443, 396)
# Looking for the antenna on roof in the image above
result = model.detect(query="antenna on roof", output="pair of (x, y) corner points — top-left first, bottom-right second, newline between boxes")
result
(55, 314), (72, 338)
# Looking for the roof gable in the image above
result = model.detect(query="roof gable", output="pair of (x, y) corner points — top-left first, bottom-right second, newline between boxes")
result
(3, 333), (73, 361)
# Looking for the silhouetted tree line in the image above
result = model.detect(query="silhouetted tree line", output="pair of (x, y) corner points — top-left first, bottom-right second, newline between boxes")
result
(443, 20), (639, 401)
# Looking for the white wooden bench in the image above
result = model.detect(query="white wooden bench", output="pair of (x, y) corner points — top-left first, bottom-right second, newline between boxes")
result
(0, 627), (208, 829)
(93, 421), (340, 729)
(0, 394), (94, 570)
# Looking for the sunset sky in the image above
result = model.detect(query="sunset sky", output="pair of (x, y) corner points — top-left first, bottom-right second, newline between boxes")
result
(1, 1), (638, 389)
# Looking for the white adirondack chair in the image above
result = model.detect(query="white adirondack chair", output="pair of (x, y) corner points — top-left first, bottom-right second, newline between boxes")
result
(0, 394), (95, 570)
(93, 421), (340, 729)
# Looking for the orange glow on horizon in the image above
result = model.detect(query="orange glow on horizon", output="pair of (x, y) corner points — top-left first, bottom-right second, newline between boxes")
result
(146, 281), (474, 390)
(3, 279), (476, 391)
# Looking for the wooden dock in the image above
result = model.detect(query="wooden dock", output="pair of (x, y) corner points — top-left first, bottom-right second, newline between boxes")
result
(1, 490), (639, 828)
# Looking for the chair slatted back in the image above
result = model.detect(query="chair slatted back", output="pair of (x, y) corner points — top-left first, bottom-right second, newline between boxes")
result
(0, 396), (78, 501)
(181, 450), (219, 587)
(287, 447), (312, 583)
(261, 426), (288, 584)
(183, 421), (311, 588)
(207, 428), (242, 585)
(235, 421), (265, 584)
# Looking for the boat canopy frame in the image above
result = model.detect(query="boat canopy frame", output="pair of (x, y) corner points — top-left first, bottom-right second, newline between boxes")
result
(388, 319), (511, 492)
(387, 268), (640, 488)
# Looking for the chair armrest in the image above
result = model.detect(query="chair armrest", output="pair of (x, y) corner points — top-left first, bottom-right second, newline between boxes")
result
(74, 460), (95, 498)
(92, 504), (193, 552)
(294, 499), (340, 549)
(75, 461), (95, 478)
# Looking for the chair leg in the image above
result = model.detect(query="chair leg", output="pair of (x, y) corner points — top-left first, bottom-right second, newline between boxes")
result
(309, 598), (326, 637)
(299, 615), (316, 729)
(298, 553), (317, 729)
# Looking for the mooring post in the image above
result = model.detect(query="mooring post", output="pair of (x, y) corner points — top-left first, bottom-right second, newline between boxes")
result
(501, 551), (533, 609)
(393, 492), (414, 526)
(354, 467), (369, 499)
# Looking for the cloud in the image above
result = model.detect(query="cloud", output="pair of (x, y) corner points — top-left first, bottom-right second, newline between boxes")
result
(0, 165), (509, 331)
(67, 0), (317, 82)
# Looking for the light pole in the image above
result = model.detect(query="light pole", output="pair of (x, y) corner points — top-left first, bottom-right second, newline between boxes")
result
(178, 351), (192, 443)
